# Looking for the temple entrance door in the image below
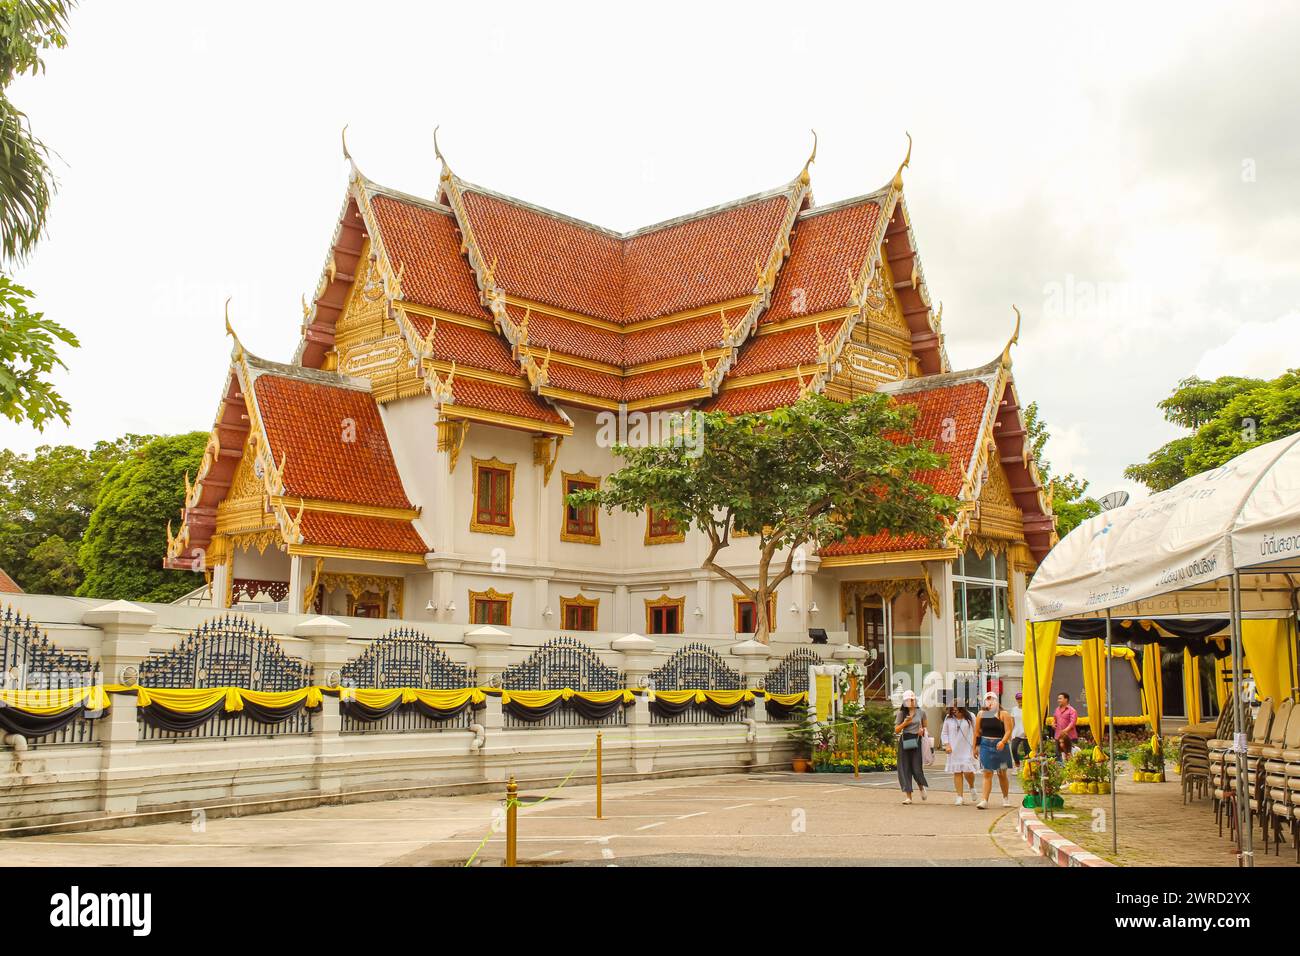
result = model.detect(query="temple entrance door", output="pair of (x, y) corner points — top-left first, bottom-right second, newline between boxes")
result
(856, 597), (888, 700)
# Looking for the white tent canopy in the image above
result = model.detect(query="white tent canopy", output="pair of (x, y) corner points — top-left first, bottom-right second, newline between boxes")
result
(1027, 432), (1300, 622)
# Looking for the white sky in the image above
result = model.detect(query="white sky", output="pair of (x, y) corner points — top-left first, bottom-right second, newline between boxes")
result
(3, 1), (1298, 502)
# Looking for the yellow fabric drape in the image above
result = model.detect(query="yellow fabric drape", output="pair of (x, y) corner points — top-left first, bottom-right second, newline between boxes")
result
(129, 686), (321, 713)
(1080, 638), (1108, 740)
(1183, 648), (1202, 726)
(1214, 655), (1230, 709)
(498, 688), (634, 707)
(0, 685), (110, 715)
(650, 689), (754, 706)
(765, 692), (808, 707)
(814, 674), (833, 721)
(1023, 621), (1060, 755)
(1140, 646), (1163, 734)
(1242, 619), (1295, 705)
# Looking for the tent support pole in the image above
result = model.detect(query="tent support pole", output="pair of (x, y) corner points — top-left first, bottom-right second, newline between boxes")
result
(1030, 623), (1047, 817)
(1230, 570), (1254, 868)
(1105, 610), (1117, 856)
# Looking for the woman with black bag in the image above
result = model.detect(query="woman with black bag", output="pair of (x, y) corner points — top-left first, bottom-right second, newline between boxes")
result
(894, 689), (929, 804)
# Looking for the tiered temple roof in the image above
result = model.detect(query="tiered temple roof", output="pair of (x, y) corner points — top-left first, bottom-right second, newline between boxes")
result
(167, 137), (1055, 572)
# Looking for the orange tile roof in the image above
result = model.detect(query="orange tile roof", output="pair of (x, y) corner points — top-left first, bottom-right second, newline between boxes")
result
(0, 568), (22, 594)
(411, 318), (522, 376)
(449, 377), (568, 425)
(459, 187), (790, 324)
(621, 195), (790, 321)
(505, 305), (623, 365)
(729, 320), (847, 378)
(703, 378), (804, 415)
(764, 200), (883, 325)
(621, 364), (708, 402)
(622, 308), (746, 366)
(299, 511), (427, 555)
(817, 377), (992, 558)
(369, 194), (486, 319)
(461, 189), (624, 322)
(253, 373), (414, 510)
(543, 363), (625, 403)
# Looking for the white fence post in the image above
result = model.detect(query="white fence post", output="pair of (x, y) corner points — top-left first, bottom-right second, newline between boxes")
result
(613, 634), (656, 773)
(82, 601), (157, 815)
(294, 615), (353, 798)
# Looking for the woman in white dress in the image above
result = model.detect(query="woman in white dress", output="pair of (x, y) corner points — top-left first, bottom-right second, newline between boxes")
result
(941, 703), (979, 805)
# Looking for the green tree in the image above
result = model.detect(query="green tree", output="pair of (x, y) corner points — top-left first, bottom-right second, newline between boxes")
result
(1123, 374), (1288, 491)
(0, 433), (148, 592)
(0, 1), (78, 428)
(77, 431), (207, 604)
(1023, 401), (1101, 537)
(0, 274), (77, 426)
(572, 394), (958, 644)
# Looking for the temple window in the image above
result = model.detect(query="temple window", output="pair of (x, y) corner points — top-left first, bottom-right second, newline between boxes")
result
(471, 458), (515, 535)
(645, 595), (685, 634)
(560, 594), (599, 630)
(469, 588), (513, 626)
(952, 546), (1011, 659)
(560, 471), (600, 544)
(646, 507), (684, 544)
(733, 595), (777, 634)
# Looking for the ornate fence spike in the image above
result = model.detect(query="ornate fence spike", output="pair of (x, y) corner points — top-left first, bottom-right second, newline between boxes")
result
(648, 642), (744, 691)
(501, 635), (624, 691)
(764, 647), (823, 696)
(138, 613), (311, 690)
(340, 626), (476, 689)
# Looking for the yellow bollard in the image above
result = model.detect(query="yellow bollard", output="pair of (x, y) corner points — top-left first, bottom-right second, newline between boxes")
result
(505, 775), (518, 867)
(853, 721), (859, 779)
(595, 731), (603, 819)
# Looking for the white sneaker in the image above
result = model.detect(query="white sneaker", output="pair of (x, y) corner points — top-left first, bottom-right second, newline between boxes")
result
(902, 797), (912, 805)
(976, 799), (988, 809)
(919, 788), (927, 801)
(954, 796), (964, 806)
(1002, 797), (1012, 808)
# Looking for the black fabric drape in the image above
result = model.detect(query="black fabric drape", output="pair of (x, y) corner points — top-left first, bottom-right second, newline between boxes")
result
(648, 696), (695, 718)
(764, 698), (800, 719)
(502, 696), (567, 722)
(566, 695), (629, 721)
(339, 697), (405, 723)
(137, 698), (227, 732)
(0, 703), (96, 737)
(239, 697), (317, 725)
(410, 698), (480, 721)
(1059, 618), (1231, 658)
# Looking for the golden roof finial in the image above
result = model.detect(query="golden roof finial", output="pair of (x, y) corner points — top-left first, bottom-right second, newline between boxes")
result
(934, 301), (943, 329)
(301, 293), (310, 319)
(421, 318), (437, 357)
(341, 124), (352, 162)
(223, 297), (244, 359)
(699, 349), (713, 388)
(1001, 304), (1021, 367)
(892, 131), (913, 190)
(434, 124), (444, 164)
(799, 129), (818, 186)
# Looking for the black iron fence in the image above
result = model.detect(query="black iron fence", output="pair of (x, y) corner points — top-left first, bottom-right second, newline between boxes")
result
(0, 607), (101, 749)
(501, 636), (627, 729)
(649, 642), (749, 725)
(340, 626), (478, 735)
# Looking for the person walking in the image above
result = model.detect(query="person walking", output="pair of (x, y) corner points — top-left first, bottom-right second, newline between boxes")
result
(975, 691), (1014, 809)
(1010, 692), (1029, 766)
(894, 689), (929, 804)
(941, 702), (978, 805)
(1053, 692), (1079, 760)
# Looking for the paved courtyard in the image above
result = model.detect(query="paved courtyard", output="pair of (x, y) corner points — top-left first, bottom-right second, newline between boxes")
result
(1035, 770), (1297, 868)
(0, 771), (1044, 867)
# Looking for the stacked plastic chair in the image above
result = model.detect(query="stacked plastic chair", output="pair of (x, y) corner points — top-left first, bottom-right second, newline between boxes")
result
(1180, 735), (1211, 804)
(1263, 700), (1300, 858)
(1211, 698), (1274, 841)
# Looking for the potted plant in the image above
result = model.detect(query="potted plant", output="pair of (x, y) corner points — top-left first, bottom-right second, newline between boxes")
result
(786, 716), (817, 772)
(1020, 754), (1066, 809)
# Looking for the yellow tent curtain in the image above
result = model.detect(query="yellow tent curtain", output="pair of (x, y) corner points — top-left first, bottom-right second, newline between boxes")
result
(1241, 618), (1299, 705)
(1081, 639), (1108, 739)
(1023, 621), (1059, 755)
(1140, 645), (1163, 734)
(1182, 648), (1202, 725)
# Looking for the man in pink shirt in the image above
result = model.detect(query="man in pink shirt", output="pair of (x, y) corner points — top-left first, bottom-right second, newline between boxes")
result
(1053, 692), (1079, 758)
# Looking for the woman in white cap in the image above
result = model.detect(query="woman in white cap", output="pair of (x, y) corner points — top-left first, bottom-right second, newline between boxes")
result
(975, 690), (1014, 809)
(893, 689), (928, 804)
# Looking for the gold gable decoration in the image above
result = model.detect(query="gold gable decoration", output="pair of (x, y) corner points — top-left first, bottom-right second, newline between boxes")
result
(321, 572), (404, 619)
(840, 575), (940, 620)
(334, 243), (427, 404)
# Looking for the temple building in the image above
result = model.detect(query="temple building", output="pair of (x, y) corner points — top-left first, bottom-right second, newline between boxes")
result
(165, 135), (1055, 697)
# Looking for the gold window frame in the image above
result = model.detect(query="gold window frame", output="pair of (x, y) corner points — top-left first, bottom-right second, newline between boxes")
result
(560, 470), (601, 544)
(645, 507), (686, 545)
(469, 587), (513, 626)
(733, 593), (777, 633)
(559, 593), (600, 631)
(471, 457), (516, 536)
(644, 594), (685, 634)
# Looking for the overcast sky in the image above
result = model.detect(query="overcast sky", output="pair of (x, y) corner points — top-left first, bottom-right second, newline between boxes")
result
(3, 1), (1298, 502)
